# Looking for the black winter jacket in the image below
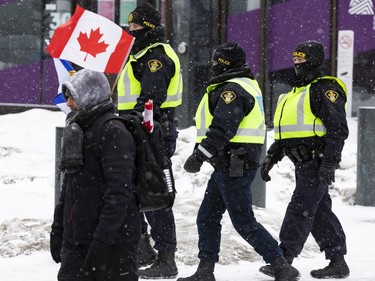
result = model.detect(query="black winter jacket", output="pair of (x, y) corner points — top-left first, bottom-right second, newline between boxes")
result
(118, 26), (179, 159)
(52, 108), (141, 246)
(198, 66), (263, 166)
(119, 26), (178, 140)
(268, 67), (349, 164)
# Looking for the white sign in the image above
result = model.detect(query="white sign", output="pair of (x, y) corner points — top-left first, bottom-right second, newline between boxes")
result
(348, 0), (374, 15)
(337, 30), (354, 117)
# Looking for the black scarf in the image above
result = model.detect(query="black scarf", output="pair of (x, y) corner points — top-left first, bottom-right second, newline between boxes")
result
(59, 101), (114, 173)
(130, 26), (166, 55)
(210, 65), (254, 85)
(292, 65), (325, 87)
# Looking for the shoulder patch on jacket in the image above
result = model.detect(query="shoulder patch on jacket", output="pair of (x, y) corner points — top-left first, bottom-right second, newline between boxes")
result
(324, 90), (339, 102)
(148, 59), (162, 72)
(221, 91), (236, 104)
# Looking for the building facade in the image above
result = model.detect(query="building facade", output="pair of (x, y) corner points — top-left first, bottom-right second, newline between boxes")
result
(1, 0), (374, 127)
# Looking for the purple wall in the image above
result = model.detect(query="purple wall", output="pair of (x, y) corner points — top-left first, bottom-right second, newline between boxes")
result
(0, 0), (19, 5)
(227, 9), (261, 74)
(43, 59), (60, 104)
(0, 62), (40, 104)
(228, 0), (375, 73)
(0, 59), (58, 105)
(267, 1), (331, 71)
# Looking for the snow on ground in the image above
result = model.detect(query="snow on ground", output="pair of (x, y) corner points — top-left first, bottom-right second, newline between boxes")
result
(0, 109), (374, 280)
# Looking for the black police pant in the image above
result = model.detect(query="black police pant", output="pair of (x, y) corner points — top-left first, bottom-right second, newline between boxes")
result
(143, 208), (177, 252)
(279, 159), (347, 260)
(197, 168), (283, 264)
(57, 240), (138, 281)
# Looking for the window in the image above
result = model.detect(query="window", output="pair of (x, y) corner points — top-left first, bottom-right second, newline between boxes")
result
(228, 0), (261, 15)
(119, 0), (137, 26)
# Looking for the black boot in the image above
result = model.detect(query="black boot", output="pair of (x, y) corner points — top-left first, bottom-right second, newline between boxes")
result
(137, 234), (157, 268)
(271, 256), (300, 281)
(259, 256), (294, 278)
(139, 251), (178, 279)
(310, 257), (350, 279)
(177, 260), (216, 281)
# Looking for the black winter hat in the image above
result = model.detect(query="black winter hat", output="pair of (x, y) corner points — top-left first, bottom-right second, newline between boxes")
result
(212, 42), (246, 68)
(128, 3), (161, 29)
(293, 40), (324, 67)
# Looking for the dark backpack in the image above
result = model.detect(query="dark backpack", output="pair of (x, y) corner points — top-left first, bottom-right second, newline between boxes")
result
(87, 112), (176, 212)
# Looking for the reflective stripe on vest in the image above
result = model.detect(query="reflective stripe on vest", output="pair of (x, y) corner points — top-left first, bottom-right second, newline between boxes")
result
(273, 76), (347, 140)
(195, 77), (266, 144)
(117, 43), (183, 110)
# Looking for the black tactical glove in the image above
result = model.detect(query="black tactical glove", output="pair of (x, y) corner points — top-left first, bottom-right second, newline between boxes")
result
(83, 239), (110, 278)
(50, 228), (63, 263)
(184, 149), (207, 173)
(318, 160), (337, 186)
(260, 156), (275, 182)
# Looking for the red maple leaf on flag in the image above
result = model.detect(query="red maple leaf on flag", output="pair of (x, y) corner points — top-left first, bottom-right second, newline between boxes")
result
(77, 28), (109, 61)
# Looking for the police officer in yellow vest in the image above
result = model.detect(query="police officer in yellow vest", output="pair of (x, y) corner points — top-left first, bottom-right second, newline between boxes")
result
(180, 43), (300, 281)
(259, 40), (350, 279)
(117, 3), (182, 279)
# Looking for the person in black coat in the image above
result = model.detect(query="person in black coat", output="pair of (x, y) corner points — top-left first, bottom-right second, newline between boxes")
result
(50, 69), (141, 281)
(259, 40), (350, 279)
(116, 3), (182, 279)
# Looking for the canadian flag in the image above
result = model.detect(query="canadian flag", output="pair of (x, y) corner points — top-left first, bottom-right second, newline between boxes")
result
(143, 100), (154, 133)
(46, 5), (134, 74)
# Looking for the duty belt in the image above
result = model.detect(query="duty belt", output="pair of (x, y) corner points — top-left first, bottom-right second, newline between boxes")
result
(284, 145), (320, 163)
(208, 149), (258, 175)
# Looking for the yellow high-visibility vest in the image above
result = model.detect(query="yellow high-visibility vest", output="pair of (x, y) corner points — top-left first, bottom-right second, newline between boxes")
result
(195, 77), (266, 144)
(274, 76), (347, 140)
(117, 43), (183, 110)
